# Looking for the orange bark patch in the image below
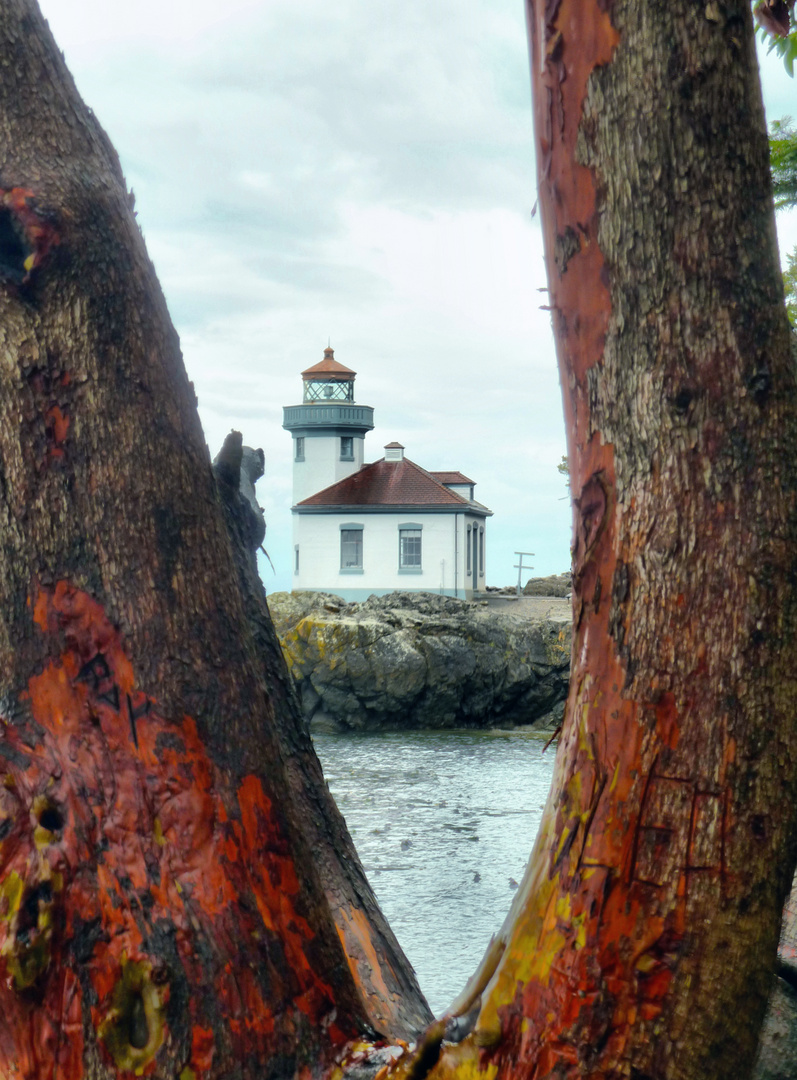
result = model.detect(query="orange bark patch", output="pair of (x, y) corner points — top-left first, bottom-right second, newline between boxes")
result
(0, 187), (60, 284)
(25, 369), (72, 467)
(335, 905), (398, 1034)
(44, 404), (69, 461)
(0, 581), (350, 1078)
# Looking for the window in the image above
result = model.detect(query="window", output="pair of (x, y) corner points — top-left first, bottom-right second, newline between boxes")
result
(399, 528), (422, 570)
(294, 546), (300, 574)
(479, 528), (484, 575)
(295, 436), (305, 461)
(340, 527), (363, 570)
(340, 436), (354, 460)
(466, 526), (472, 575)
(304, 379), (353, 402)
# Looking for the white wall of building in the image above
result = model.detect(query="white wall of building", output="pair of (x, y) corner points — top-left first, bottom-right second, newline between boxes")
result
(292, 432), (366, 504)
(292, 510), (487, 601)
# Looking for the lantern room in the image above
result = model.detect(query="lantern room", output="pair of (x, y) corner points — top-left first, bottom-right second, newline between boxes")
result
(302, 347), (355, 402)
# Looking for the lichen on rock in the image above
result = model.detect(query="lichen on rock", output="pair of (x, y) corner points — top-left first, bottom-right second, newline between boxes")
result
(267, 591), (572, 732)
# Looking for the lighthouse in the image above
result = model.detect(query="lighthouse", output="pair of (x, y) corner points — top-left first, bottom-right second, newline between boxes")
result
(282, 347), (375, 505)
(283, 346), (491, 599)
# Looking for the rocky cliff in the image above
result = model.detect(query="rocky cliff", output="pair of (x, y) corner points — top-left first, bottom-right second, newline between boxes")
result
(267, 590), (571, 732)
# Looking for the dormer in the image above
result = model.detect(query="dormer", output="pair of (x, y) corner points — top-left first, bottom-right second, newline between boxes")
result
(384, 441), (405, 462)
(430, 471), (475, 501)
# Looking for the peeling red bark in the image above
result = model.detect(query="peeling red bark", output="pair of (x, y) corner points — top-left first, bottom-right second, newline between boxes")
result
(0, 582), (358, 1079)
(417, 2), (797, 1078)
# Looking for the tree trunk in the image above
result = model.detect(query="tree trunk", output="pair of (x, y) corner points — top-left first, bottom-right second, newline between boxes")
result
(214, 432), (432, 1042)
(0, 3), (428, 1078)
(421, 3), (797, 1078)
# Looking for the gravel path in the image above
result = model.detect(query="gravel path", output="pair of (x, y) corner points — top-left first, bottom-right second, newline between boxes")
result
(479, 594), (572, 623)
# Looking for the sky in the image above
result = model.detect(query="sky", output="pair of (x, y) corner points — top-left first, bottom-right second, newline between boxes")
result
(34, 1), (797, 593)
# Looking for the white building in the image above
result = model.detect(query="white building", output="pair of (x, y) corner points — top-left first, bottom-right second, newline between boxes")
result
(283, 349), (492, 601)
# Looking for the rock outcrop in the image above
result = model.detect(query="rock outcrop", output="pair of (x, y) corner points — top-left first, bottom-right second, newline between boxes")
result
(267, 590), (571, 732)
(523, 572), (572, 597)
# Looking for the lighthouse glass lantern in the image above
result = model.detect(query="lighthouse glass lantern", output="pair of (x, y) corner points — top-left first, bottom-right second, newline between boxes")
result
(302, 348), (355, 402)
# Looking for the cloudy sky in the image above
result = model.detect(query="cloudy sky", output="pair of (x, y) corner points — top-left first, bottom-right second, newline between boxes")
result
(34, 1), (797, 593)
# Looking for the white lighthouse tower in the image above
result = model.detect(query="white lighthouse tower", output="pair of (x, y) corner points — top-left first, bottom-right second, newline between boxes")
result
(282, 347), (374, 505)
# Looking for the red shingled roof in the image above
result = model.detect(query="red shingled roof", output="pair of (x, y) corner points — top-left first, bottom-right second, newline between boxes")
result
(296, 457), (471, 508)
(302, 347), (355, 380)
(430, 470), (474, 486)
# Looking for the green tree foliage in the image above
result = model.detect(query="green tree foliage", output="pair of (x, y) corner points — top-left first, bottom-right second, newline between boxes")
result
(757, 5), (797, 325)
(783, 247), (797, 325)
(769, 118), (797, 209)
(765, 119), (797, 322)
(557, 454), (569, 490)
(755, 0), (797, 73)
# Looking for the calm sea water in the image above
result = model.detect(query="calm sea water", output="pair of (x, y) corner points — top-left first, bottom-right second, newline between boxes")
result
(313, 729), (557, 1017)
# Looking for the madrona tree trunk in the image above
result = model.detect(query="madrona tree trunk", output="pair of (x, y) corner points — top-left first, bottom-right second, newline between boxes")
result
(212, 433), (432, 1043)
(0, 2), (429, 1077)
(409, 3), (797, 1079)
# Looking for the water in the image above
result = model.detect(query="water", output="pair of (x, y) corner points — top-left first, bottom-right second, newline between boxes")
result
(313, 729), (557, 1017)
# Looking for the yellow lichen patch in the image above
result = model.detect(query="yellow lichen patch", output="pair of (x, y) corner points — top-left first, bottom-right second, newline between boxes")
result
(609, 758), (622, 793)
(552, 821), (574, 866)
(4, 914), (53, 990)
(429, 1042), (499, 1080)
(97, 957), (168, 1075)
(473, 872), (562, 1039)
(0, 872), (23, 921)
(452, 1060), (497, 1080)
(635, 953), (658, 974)
(554, 893), (571, 923)
(571, 909), (588, 951)
(33, 826), (53, 849)
(1, 871), (56, 990)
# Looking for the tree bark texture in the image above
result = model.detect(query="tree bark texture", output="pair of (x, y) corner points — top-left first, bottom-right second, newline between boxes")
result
(0, 3), (428, 1078)
(214, 432), (432, 1043)
(419, 3), (797, 1079)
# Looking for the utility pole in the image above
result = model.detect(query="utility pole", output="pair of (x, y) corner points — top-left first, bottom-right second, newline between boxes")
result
(514, 551), (534, 597)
